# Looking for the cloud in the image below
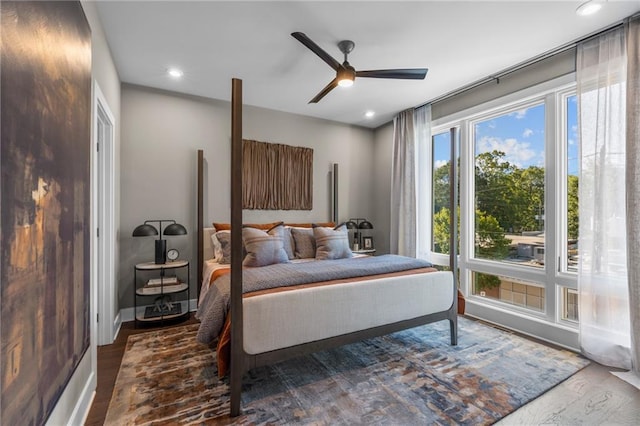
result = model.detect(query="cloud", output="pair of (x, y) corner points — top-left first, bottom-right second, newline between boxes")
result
(568, 138), (575, 146)
(476, 136), (539, 167)
(434, 159), (448, 169)
(509, 109), (528, 120)
(522, 128), (534, 138)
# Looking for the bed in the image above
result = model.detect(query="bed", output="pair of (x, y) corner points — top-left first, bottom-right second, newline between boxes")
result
(197, 226), (457, 377)
(195, 79), (459, 417)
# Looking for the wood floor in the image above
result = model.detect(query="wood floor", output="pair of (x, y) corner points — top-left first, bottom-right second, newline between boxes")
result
(85, 315), (640, 425)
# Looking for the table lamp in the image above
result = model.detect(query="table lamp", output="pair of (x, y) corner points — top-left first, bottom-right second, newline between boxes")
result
(132, 219), (187, 264)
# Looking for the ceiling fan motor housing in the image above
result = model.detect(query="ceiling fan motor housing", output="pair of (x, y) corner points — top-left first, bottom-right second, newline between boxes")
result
(291, 32), (428, 103)
(337, 63), (356, 83)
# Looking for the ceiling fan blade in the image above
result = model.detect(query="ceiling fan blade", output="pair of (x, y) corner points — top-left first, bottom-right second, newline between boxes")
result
(291, 32), (341, 71)
(356, 68), (428, 80)
(309, 78), (338, 104)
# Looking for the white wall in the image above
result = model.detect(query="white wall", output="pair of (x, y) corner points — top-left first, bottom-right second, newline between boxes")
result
(46, 2), (121, 425)
(119, 85), (375, 309)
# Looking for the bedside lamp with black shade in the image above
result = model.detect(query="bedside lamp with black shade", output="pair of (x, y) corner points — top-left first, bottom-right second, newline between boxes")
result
(345, 218), (373, 250)
(132, 219), (187, 264)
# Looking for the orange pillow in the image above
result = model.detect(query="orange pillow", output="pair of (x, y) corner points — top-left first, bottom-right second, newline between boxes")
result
(285, 222), (335, 228)
(213, 222), (334, 230)
(212, 222), (278, 231)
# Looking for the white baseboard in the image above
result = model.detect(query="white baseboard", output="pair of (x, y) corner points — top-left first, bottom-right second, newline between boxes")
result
(120, 298), (198, 323)
(113, 310), (122, 341)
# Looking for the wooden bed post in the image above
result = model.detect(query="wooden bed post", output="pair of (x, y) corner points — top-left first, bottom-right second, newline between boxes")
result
(449, 127), (458, 345)
(230, 78), (244, 416)
(197, 150), (203, 301)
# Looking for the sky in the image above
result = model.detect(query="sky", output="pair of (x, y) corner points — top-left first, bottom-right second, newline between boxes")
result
(433, 95), (579, 176)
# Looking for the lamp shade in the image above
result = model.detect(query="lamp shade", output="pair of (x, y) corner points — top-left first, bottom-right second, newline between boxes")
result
(132, 224), (158, 237)
(358, 220), (373, 230)
(345, 221), (358, 230)
(163, 223), (188, 236)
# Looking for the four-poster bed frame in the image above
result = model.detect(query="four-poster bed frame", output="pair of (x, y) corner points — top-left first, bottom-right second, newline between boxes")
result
(196, 78), (459, 417)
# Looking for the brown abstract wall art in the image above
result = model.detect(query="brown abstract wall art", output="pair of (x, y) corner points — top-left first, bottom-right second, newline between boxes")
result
(243, 139), (313, 210)
(1, 2), (91, 424)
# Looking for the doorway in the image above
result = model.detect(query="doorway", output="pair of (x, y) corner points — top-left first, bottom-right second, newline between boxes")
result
(94, 82), (117, 346)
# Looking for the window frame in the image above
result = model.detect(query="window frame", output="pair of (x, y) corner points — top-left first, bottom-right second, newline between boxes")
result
(427, 74), (580, 347)
(468, 97), (547, 271)
(430, 128), (459, 258)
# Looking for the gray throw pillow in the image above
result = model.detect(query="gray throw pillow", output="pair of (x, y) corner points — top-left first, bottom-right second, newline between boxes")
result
(242, 223), (290, 267)
(282, 226), (295, 260)
(313, 223), (353, 260)
(291, 227), (316, 259)
(215, 231), (232, 264)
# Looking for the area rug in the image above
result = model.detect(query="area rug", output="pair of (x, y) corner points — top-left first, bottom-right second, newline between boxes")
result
(105, 317), (589, 425)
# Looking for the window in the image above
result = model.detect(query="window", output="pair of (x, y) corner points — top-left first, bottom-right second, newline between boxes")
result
(432, 131), (453, 254)
(473, 272), (545, 312)
(561, 287), (579, 322)
(565, 94), (579, 273)
(426, 77), (580, 348)
(472, 103), (545, 269)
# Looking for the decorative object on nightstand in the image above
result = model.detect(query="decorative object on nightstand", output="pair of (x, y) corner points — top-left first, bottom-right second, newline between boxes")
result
(167, 248), (179, 262)
(132, 219), (187, 264)
(345, 218), (374, 251)
(352, 248), (376, 256)
(362, 236), (374, 250)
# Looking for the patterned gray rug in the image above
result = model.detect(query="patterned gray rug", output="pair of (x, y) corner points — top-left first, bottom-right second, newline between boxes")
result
(105, 317), (589, 425)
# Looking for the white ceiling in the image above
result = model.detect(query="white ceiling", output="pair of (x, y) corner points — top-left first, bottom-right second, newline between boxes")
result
(95, 1), (640, 128)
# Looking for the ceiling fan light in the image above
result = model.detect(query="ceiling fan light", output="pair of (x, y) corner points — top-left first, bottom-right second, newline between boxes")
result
(337, 65), (355, 88)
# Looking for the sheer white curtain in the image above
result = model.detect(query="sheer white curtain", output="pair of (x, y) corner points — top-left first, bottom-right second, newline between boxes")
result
(577, 26), (631, 369)
(391, 109), (416, 256)
(624, 15), (640, 382)
(415, 105), (432, 261)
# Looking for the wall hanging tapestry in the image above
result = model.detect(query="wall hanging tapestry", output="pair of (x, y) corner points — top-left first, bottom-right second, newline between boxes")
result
(1, 1), (91, 424)
(243, 139), (313, 210)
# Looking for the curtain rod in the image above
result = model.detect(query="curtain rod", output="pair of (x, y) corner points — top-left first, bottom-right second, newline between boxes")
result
(418, 17), (631, 109)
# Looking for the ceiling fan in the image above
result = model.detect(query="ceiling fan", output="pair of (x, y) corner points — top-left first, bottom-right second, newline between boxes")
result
(291, 32), (428, 104)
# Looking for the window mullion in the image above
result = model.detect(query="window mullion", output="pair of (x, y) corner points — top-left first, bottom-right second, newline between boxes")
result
(459, 120), (472, 297)
(544, 92), (558, 322)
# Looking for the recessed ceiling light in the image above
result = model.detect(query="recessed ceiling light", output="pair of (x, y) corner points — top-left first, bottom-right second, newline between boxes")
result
(576, 1), (602, 16)
(365, 111), (375, 118)
(167, 68), (184, 78)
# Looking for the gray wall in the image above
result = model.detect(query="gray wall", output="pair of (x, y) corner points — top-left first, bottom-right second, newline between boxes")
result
(372, 122), (394, 255)
(119, 85), (375, 309)
(82, 1), (122, 323)
(431, 48), (575, 120)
